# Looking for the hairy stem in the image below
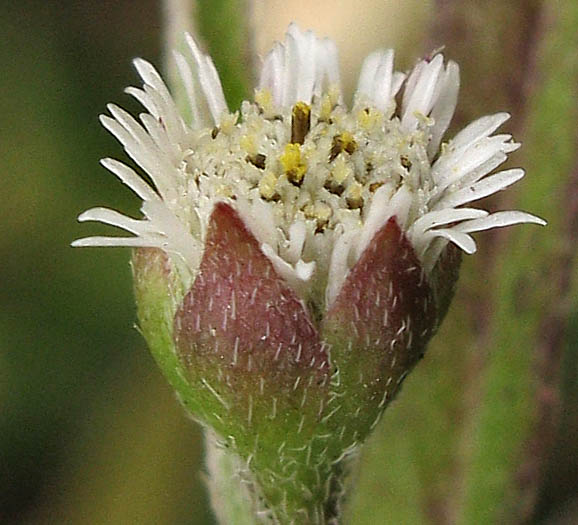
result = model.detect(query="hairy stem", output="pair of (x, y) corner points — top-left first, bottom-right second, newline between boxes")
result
(205, 428), (351, 525)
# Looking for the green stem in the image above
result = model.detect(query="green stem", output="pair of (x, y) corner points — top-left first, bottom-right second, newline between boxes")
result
(204, 428), (351, 524)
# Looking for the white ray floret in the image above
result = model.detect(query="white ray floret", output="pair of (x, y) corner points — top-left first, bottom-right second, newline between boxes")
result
(74, 23), (545, 309)
(259, 22), (340, 107)
(355, 50), (396, 113)
(184, 33), (228, 125)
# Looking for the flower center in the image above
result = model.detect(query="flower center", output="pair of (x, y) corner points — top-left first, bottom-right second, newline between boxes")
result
(175, 88), (432, 310)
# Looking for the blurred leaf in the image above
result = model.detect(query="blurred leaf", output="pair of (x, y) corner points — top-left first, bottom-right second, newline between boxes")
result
(0, 1), (211, 522)
(28, 355), (213, 525)
(536, 312), (578, 522)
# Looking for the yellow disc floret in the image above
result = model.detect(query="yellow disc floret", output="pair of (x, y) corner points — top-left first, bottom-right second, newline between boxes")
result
(280, 143), (307, 186)
(240, 134), (257, 155)
(254, 89), (275, 118)
(259, 171), (278, 200)
(329, 131), (357, 161)
(304, 201), (333, 231)
(357, 107), (382, 131)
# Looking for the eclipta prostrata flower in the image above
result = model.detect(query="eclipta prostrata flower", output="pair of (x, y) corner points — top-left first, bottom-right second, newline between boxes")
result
(73, 24), (545, 522)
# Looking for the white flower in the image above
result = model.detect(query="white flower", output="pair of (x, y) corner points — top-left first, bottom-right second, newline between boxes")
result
(73, 23), (545, 309)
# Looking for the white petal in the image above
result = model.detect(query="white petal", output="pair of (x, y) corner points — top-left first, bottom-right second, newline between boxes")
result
(450, 112), (510, 152)
(355, 50), (394, 111)
(132, 58), (173, 109)
(140, 200), (201, 267)
(316, 37), (341, 98)
(100, 112), (178, 201)
(259, 42), (284, 106)
(185, 33), (228, 124)
(260, 243), (314, 296)
(387, 184), (413, 229)
(71, 236), (163, 248)
(77, 207), (155, 236)
(173, 50), (202, 126)
(235, 197), (278, 249)
(108, 102), (180, 158)
(283, 30), (303, 106)
(433, 168), (525, 209)
(402, 54), (444, 131)
(410, 208), (488, 239)
(132, 58), (187, 143)
(259, 23), (340, 109)
(100, 113), (139, 152)
(390, 71), (406, 98)
(455, 211), (547, 233)
(141, 113), (183, 165)
(433, 134), (519, 190)
(356, 183), (399, 260)
(326, 229), (357, 308)
(282, 31), (307, 104)
(287, 221), (307, 264)
(356, 51), (381, 97)
(100, 158), (159, 202)
(402, 60), (425, 109)
(436, 152), (518, 209)
(125, 86), (158, 118)
(427, 228), (477, 254)
(294, 28), (317, 102)
(295, 259), (316, 281)
(428, 61), (460, 159)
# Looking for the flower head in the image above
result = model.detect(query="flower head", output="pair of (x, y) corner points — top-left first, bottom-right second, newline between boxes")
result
(73, 24), (545, 521)
(73, 23), (543, 308)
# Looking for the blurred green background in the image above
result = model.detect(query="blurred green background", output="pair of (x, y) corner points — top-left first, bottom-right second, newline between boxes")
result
(1, 0), (576, 523)
(1, 1), (211, 523)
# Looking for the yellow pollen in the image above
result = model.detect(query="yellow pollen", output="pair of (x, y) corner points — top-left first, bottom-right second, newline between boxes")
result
(330, 131), (357, 161)
(220, 112), (238, 135)
(330, 156), (352, 185)
(345, 181), (364, 209)
(280, 143), (307, 185)
(304, 201), (332, 229)
(254, 89), (274, 116)
(215, 184), (233, 198)
(240, 134), (257, 155)
(259, 171), (278, 200)
(415, 111), (435, 127)
(357, 107), (382, 131)
(340, 131), (357, 152)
